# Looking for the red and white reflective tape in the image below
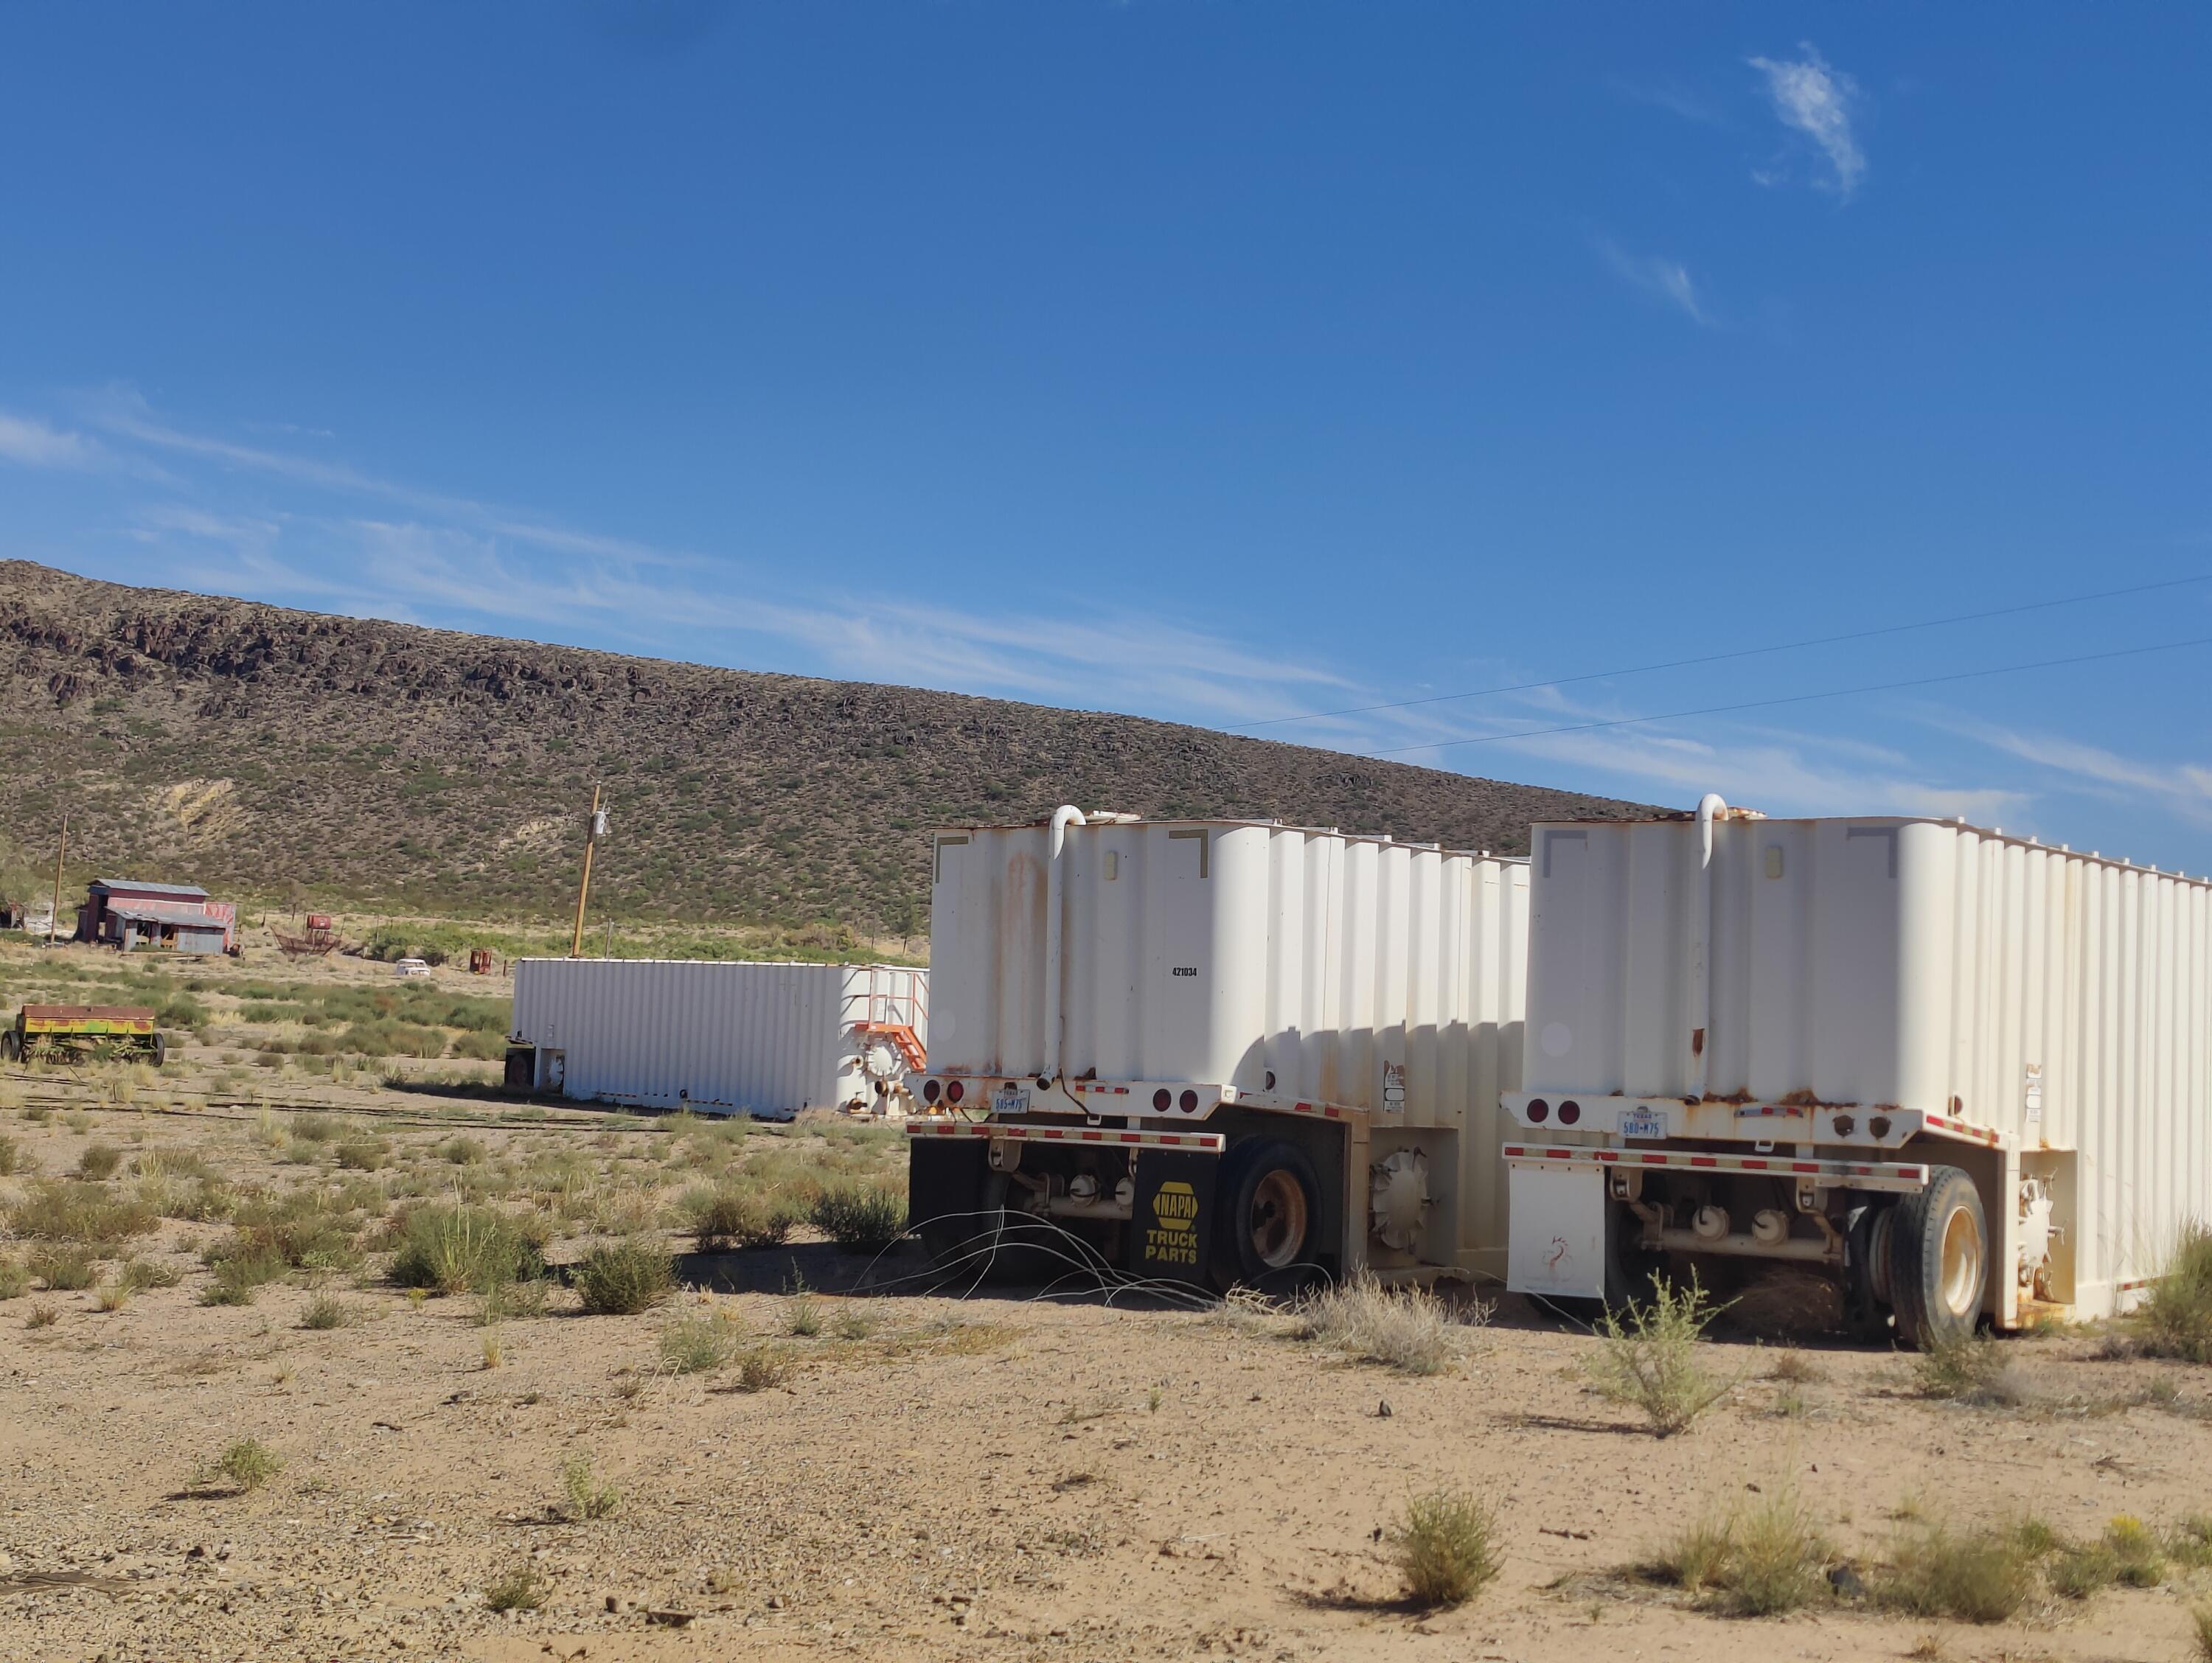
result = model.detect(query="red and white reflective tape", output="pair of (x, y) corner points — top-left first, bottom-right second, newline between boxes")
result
(1919, 1113), (2004, 1148)
(1502, 1143), (1930, 1192)
(905, 1120), (1225, 1152)
(1071, 1083), (1133, 1096)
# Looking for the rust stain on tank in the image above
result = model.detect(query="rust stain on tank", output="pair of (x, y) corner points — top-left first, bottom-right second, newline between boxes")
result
(1690, 1027), (1705, 1057)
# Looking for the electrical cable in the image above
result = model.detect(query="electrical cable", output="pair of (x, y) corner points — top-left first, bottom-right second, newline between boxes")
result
(1233, 570), (2212, 733)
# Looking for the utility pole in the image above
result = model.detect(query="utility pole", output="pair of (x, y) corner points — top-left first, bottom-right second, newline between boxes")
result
(46, 815), (67, 949)
(568, 786), (605, 959)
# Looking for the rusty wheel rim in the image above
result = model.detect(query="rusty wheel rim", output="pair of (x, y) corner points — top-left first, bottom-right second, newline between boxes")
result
(1938, 1202), (1983, 1319)
(1248, 1169), (1308, 1270)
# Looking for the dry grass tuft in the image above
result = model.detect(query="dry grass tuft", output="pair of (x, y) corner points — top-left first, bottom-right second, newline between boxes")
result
(1874, 1520), (2037, 1624)
(1647, 1491), (1829, 1615)
(573, 1238), (674, 1315)
(1293, 1273), (1476, 1376)
(212, 1437), (282, 1493)
(1391, 1487), (1500, 1607)
(658, 1311), (743, 1375)
(1910, 1333), (2031, 1406)
(733, 1345), (792, 1392)
(2138, 1222), (2212, 1363)
(484, 1564), (549, 1612)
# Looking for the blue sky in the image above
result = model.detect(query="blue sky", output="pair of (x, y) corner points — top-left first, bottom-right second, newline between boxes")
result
(4, 4), (2209, 869)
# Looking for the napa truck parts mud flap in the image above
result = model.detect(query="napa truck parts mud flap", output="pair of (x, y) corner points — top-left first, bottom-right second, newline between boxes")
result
(1130, 1149), (1214, 1285)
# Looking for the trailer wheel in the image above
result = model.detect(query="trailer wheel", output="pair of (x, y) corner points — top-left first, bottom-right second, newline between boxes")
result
(1891, 1165), (1986, 1349)
(0, 1031), (18, 1064)
(148, 1033), (167, 1068)
(1211, 1138), (1321, 1289)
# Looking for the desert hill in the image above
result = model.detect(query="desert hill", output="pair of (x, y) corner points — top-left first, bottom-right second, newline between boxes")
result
(0, 561), (1647, 932)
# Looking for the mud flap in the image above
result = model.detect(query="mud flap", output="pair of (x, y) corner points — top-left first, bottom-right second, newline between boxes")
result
(1507, 1162), (1607, 1300)
(1129, 1150), (1215, 1286)
(908, 1136), (990, 1246)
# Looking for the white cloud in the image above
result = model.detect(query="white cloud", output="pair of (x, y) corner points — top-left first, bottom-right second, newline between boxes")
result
(1927, 712), (2212, 832)
(1593, 237), (1712, 326)
(1748, 44), (1865, 197)
(0, 411), (103, 470)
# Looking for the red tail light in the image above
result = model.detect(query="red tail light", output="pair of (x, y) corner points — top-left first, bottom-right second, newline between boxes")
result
(1178, 1090), (1199, 1112)
(1152, 1088), (1171, 1112)
(945, 1079), (964, 1104)
(922, 1079), (941, 1104)
(1527, 1098), (1550, 1123)
(1558, 1101), (1581, 1126)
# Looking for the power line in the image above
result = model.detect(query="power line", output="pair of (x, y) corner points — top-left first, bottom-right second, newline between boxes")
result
(1234, 570), (2212, 733)
(1365, 633), (2212, 758)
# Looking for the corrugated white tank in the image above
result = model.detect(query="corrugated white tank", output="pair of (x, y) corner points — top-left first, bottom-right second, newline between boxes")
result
(930, 815), (1528, 1267)
(1519, 809), (2212, 1317)
(510, 960), (927, 1120)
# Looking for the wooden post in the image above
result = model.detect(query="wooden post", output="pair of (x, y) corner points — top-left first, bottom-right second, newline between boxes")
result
(46, 815), (67, 949)
(568, 785), (602, 959)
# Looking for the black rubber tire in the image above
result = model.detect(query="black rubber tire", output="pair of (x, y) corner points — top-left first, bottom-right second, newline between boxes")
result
(1891, 1165), (1987, 1350)
(1603, 1204), (1667, 1311)
(1211, 1137), (1322, 1289)
(1843, 1202), (1895, 1343)
(1, 1031), (18, 1064)
(148, 1033), (167, 1068)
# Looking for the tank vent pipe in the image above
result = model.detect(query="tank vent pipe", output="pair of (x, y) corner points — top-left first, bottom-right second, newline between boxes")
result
(1691, 792), (1727, 1099)
(1040, 805), (1088, 1088)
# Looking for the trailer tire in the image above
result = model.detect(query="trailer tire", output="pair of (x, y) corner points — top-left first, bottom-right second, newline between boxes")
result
(0, 1031), (18, 1064)
(148, 1033), (167, 1068)
(1211, 1138), (1321, 1289)
(1891, 1165), (1986, 1350)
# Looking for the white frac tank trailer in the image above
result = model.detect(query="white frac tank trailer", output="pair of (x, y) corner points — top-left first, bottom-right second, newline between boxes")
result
(905, 799), (2212, 1344)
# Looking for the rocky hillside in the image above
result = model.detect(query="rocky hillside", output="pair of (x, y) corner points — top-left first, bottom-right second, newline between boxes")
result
(0, 561), (1649, 932)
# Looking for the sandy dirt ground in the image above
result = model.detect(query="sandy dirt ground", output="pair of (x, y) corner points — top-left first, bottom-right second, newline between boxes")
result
(1, 944), (2209, 1662)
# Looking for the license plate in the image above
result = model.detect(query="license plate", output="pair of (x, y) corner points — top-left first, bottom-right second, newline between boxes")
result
(991, 1084), (1030, 1117)
(1618, 1106), (1668, 1140)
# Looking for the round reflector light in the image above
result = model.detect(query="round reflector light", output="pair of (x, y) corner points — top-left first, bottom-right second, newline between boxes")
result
(922, 1079), (940, 1104)
(1178, 1090), (1199, 1112)
(1152, 1088), (1172, 1112)
(1527, 1098), (1550, 1123)
(945, 1079), (964, 1104)
(1558, 1100), (1581, 1126)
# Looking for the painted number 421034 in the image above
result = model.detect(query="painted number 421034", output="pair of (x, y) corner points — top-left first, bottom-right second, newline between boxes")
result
(1618, 1106), (1667, 1140)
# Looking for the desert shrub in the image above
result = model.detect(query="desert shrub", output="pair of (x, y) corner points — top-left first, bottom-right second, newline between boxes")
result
(810, 1180), (908, 1252)
(334, 1140), (387, 1172)
(2048, 1540), (2117, 1600)
(733, 1346), (791, 1392)
(301, 1293), (361, 1330)
(388, 1204), (546, 1294)
(1649, 1493), (1828, 1615)
(686, 1185), (799, 1251)
(0, 1135), (20, 1176)
(0, 1260), (27, 1300)
(1911, 1333), (2028, 1405)
(291, 1113), (337, 1143)
(448, 1030), (507, 1061)
(833, 1306), (876, 1341)
(475, 1277), (549, 1325)
(10, 1179), (158, 1244)
(658, 1311), (742, 1374)
(94, 1283), (131, 1313)
(215, 1200), (361, 1274)
(2139, 1222), (2212, 1363)
(1392, 1488), (1500, 1607)
(76, 1142), (123, 1180)
(202, 1249), (288, 1305)
(484, 1564), (549, 1612)
(2194, 1606), (2212, 1663)
(1654, 1516), (1736, 1594)
(212, 1437), (282, 1493)
(1293, 1273), (1475, 1375)
(29, 1247), (98, 1291)
(440, 1135), (488, 1165)
(120, 1257), (182, 1291)
(560, 1455), (619, 1520)
(159, 994), (210, 1031)
(2170, 1516), (2212, 1570)
(26, 1301), (59, 1328)
(573, 1239), (674, 1315)
(1585, 1275), (1733, 1435)
(1876, 1521), (2037, 1623)
(2104, 1515), (2165, 1587)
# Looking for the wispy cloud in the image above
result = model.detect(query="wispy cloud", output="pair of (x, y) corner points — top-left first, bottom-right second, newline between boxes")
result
(1593, 236), (1712, 326)
(1606, 74), (1727, 128)
(0, 411), (105, 470)
(1748, 44), (1865, 197)
(1927, 711), (2212, 834)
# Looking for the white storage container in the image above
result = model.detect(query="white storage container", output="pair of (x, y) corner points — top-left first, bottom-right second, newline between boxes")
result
(511, 960), (927, 1120)
(1509, 806), (2212, 1322)
(929, 815), (1528, 1269)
